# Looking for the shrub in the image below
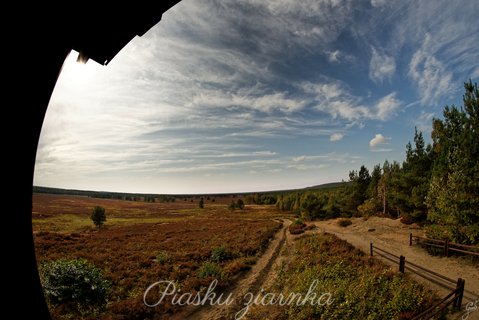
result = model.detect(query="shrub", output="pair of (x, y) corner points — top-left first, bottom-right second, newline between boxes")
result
(338, 218), (352, 227)
(156, 251), (171, 264)
(211, 246), (230, 263)
(289, 219), (307, 234)
(197, 261), (224, 279)
(425, 224), (453, 241)
(40, 258), (110, 313)
(236, 199), (245, 209)
(289, 225), (305, 235)
(293, 218), (305, 226)
(91, 206), (106, 228)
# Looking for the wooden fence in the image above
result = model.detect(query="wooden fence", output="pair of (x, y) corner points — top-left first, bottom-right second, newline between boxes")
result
(370, 243), (466, 319)
(409, 233), (479, 257)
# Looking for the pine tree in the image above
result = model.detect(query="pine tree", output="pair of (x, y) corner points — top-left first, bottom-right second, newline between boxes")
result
(426, 81), (479, 244)
(91, 206), (106, 228)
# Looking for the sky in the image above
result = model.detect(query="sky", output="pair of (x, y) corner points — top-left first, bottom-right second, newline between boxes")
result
(34, 0), (479, 194)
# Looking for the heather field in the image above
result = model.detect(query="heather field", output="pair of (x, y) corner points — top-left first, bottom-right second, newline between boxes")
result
(33, 193), (288, 319)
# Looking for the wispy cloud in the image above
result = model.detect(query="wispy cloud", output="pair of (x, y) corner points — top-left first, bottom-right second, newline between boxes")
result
(369, 48), (396, 83)
(326, 50), (354, 64)
(370, 148), (393, 153)
(330, 133), (344, 142)
(408, 34), (453, 106)
(301, 80), (401, 122)
(374, 92), (400, 121)
(288, 152), (361, 171)
(415, 112), (435, 134)
(189, 90), (306, 114)
(292, 156), (306, 163)
(301, 80), (370, 122)
(370, 0), (386, 8)
(328, 50), (341, 63)
(471, 67), (479, 79)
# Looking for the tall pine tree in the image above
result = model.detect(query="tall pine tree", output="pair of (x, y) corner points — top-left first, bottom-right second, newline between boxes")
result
(426, 81), (479, 244)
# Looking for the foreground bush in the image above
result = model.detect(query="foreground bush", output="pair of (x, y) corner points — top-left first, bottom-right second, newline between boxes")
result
(40, 258), (110, 316)
(211, 246), (231, 262)
(197, 261), (224, 279)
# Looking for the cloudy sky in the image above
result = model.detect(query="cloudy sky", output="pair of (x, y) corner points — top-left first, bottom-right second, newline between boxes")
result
(34, 0), (479, 194)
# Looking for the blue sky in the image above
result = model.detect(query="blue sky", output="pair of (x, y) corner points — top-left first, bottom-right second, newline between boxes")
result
(34, 0), (479, 194)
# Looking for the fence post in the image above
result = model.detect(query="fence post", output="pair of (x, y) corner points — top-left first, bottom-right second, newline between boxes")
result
(453, 278), (465, 310)
(409, 233), (412, 246)
(445, 239), (449, 257)
(399, 255), (405, 273)
(370, 242), (373, 256)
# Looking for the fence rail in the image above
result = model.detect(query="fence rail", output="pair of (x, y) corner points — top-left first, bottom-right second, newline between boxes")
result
(370, 243), (465, 319)
(410, 234), (479, 257)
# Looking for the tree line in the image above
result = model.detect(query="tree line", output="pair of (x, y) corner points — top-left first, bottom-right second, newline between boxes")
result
(275, 81), (478, 245)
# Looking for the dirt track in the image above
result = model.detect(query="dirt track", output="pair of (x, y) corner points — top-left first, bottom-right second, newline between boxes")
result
(184, 219), (292, 320)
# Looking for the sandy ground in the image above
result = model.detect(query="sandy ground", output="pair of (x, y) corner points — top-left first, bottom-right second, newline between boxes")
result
(183, 217), (479, 320)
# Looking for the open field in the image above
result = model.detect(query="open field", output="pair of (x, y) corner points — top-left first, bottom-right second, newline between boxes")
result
(33, 193), (289, 319)
(32, 193), (287, 233)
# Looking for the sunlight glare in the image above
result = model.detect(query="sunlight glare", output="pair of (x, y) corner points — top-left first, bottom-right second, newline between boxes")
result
(60, 50), (100, 83)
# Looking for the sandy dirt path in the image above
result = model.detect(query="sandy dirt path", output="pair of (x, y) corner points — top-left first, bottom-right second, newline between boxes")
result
(183, 219), (292, 320)
(311, 217), (479, 319)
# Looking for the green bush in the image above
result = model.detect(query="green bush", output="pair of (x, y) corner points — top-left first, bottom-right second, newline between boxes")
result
(197, 261), (224, 279)
(288, 218), (307, 234)
(293, 218), (305, 226)
(91, 206), (106, 228)
(338, 218), (352, 227)
(211, 246), (230, 263)
(156, 251), (171, 264)
(236, 199), (245, 209)
(40, 259), (110, 313)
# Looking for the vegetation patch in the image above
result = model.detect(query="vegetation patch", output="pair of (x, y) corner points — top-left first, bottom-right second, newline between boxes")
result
(34, 202), (284, 319)
(40, 258), (110, 318)
(247, 233), (436, 320)
(211, 246), (231, 262)
(337, 218), (352, 227)
(197, 261), (224, 279)
(155, 251), (171, 264)
(289, 219), (307, 234)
